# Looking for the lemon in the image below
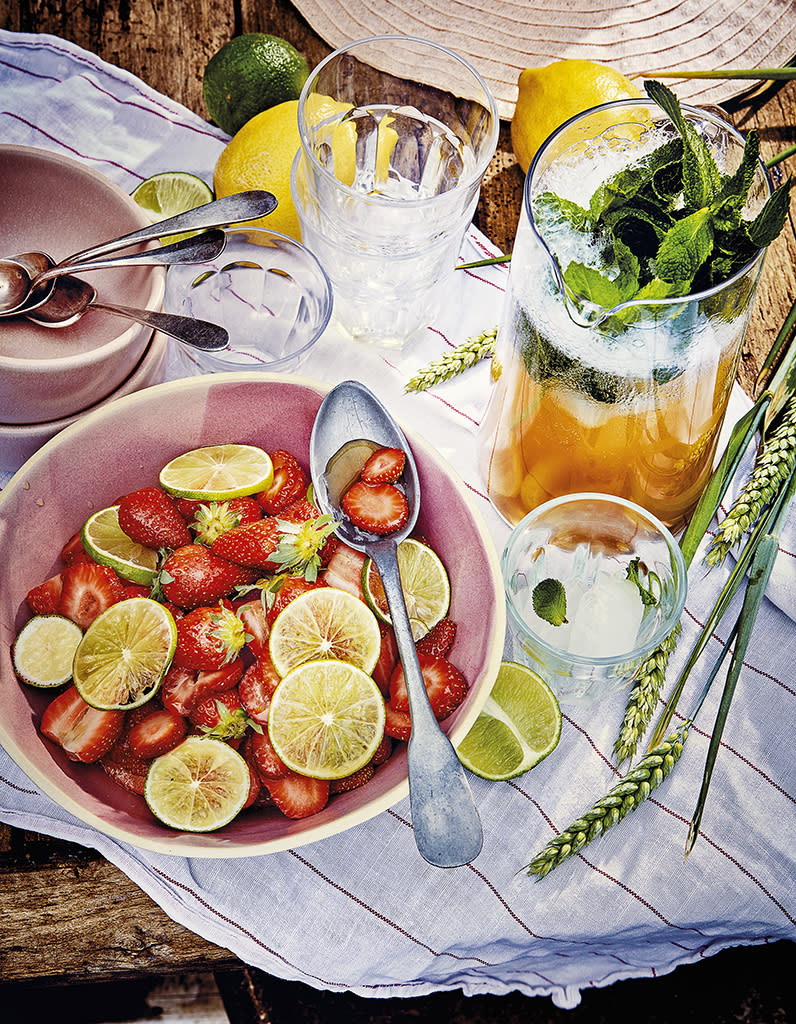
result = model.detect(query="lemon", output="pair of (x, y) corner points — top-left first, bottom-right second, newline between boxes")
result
(82, 506), (159, 587)
(131, 172), (214, 243)
(73, 597), (177, 711)
(511, 60), (642, 174)
(268, 659), (386, 780)
(145, 736), (250, 832)
(456, 661), (561, 781)
(269, 587), (381, 678)
(213, 100), (302, 239)
(362, 538), (450, 639)
(159, 444), (274, 500)
(203, 34), (309, 138)
(12, 614), (83, 688)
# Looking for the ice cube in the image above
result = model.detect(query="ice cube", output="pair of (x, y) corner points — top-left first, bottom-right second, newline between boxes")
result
(567, 571), (644, 659)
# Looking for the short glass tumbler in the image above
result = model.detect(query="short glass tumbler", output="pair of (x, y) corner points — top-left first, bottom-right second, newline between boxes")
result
(501, 493), (687, 706)
(164, 226), (332, 375)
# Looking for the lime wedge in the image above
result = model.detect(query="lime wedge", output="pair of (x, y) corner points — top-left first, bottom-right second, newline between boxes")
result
(73, 597), (177, 710)
(456, 661), (562, 781)
(269, 587), (381, 677)
(159, 444), (274, 500)
(145, 735), (250, 831)
(12, 614), (83, 688)
(131, 171), (214, 243)
(82, 505), (159, 586)
(362, 538), (450, 639)
(268, 659), (385, 780)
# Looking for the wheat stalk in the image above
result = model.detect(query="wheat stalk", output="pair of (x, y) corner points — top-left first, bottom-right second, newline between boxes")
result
(404, 327), (497, 393)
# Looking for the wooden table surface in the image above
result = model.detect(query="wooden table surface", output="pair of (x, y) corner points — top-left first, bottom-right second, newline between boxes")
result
(1, 0), (795, 991)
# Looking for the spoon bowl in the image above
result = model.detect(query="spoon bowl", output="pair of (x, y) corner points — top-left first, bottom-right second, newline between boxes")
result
(310, 380), (484, 867)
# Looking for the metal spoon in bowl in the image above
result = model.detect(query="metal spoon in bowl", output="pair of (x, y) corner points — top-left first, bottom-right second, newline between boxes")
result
(25, 273), (228, 351)
(0, 189), (276, 316)
(0, 230), (229, 318)
(309, 380), (484, 868)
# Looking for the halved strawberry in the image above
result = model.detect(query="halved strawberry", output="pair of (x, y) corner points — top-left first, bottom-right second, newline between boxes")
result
(236, 599), (269, 659)
(244, 729), (290, 780)
(238, 657), (281, 724)
(256, 450), (308, 515)
(342, 481), (409, 535)
(266, 771), (329, 818)
(383, 701), (412, 742)
(372, 622), (398, 695)
(60, 530), (88, 565)
(388, 654), (469, 720)
(369, 734), (393, 766)
(40, 685), (125, 763)
(118, 486), (192, 549)
(26, 572), (63, 615)
(160, 545), (255, 609)
(330, 763), (375, 794)
(128, 708), (187, 759)
(100, 704), (155, 793)
(415, 617), (457, 658)
(242, 761), (262, 809)
(360, 446), (406, 484)
(265, 574), (326, 626)
(58, 562), (125, 629)
(160, 660), (243, 717)
(173, 603), (248, 670)
(210, 517), (281, 571)
(322, 542), (367, 600)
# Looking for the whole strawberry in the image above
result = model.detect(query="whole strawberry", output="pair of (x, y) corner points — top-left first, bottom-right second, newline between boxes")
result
(173, 603), (248, 670)
(210, 517), (282, 571)
(160, 544), (255, 609)
(118, 486), (192, 549)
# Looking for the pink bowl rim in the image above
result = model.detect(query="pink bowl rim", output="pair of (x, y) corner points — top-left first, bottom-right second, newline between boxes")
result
(0, 371), (506, 858)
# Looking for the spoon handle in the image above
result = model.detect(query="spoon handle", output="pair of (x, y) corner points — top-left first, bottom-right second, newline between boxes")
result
(372, 541), (483, 868)
(59, 191), (277, 266)
(89, 301), (229, 351)
(36, 230), (227, 283)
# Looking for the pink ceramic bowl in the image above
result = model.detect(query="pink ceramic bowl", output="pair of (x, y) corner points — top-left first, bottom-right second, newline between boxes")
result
(0, 373), (505, 857)
(0, 146), (165, 424)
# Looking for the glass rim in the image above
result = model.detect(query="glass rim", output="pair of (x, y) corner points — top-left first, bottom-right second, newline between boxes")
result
(524, 97), (773, 317)
(501, 491), (688, 668)
(297, 33), (499, 205)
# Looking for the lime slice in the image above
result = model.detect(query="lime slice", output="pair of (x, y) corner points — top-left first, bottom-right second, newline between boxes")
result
(73, 597), (177, 710)
(12, 614), (83, 688)
(455, 661), (562, 781)
(268, 659), (385, 780)
(144, 735), (250, 831)
(362, 538), (450, 639)
(159, 444), (274, 500)
(81, 506), (159, 586)
(269, 587), (381, 677)
(131, 172), (214, 243)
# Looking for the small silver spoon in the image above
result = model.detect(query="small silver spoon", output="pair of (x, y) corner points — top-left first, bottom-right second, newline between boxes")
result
(0, 230), (228, 317)
(26, 274), (228, 351)
(0, 189), (275, 315)
(309, 380), (483, 868)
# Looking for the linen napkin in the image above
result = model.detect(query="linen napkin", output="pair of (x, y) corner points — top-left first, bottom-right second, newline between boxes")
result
(1, 31), (794, 1010)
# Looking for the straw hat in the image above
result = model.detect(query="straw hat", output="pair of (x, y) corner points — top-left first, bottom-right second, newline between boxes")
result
(292, 0), (796, 118)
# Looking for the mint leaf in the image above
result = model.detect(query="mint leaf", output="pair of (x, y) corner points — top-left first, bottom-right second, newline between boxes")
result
(713, 129), (760, 230)
(654, 207), (714, 283)
(626, 557), (660, 607)
(603, 200), (673, 271)
(746, 176), (793, 248)
(644, 80), (721, 209)
(564, 261), (638, 307)
(533, 190), (593, 234)
(590, 137), (684, 219)
(533, 578), (568, 626)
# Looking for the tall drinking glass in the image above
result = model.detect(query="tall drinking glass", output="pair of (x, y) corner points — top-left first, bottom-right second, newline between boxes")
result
(294, 35), (498, 347)
(478, 99), (772, 532)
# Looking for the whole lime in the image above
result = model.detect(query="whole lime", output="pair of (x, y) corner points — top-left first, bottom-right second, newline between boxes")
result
(203, 33), (310, 137)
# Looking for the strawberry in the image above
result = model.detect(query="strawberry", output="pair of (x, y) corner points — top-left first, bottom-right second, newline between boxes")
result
(173, 603), (248, 670)
(120, 583), (152, 600)
(369, 734), (393, 766)
(244, 729), (290, 780)
(100, 703), (157, 793)
(160, 660), (243, 716)
(389, 654), (469, 720)
(415, 617), (457, 658)
(265, 574), (326, 625)
(235, 599), (269, 659)
(196, 659), (245, 692)
(372, 622), (399, 695)
(188, 690), (255, 740)
(238, 656), (281, 724)
(118, 486), (192, 549)
(330, 763), (375, 794)
(383, 701), (413, 741)
(128, 708), (187, 759)
(160, 545), (255, 609)
(278, 494), (319, 524)
(265, 771), (329, 818)
(256, 449), (308, 515)
(342, 481), (409, 535)
(322, 542), (367, 600)
(40, 685), (125, 763)
(360, 446), (406, 484)
(58, 561), (125, 628)
(242, 761), (262, 809)
(210, 517), (282, 571)
(178, 497), (263, 545)
(60, 530), (87, 565)
(26, 572), (63, 615)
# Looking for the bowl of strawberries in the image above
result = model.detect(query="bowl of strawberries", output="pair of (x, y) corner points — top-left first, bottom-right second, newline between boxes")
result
(0, 373), (505, 857)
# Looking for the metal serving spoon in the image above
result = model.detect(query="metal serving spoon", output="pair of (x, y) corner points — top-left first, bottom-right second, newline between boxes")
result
(0, 189), (276, 315)
(309, 380), (483, 868)
(25, 273), (228, 350)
